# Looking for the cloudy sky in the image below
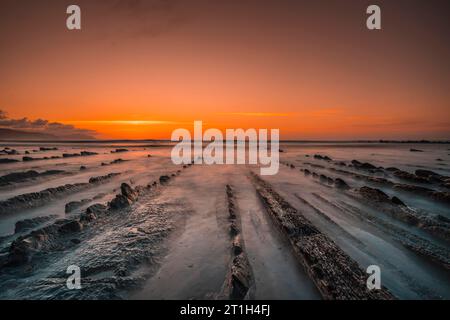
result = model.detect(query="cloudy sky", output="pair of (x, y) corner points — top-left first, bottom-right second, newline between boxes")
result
(0, 0), (449, 140)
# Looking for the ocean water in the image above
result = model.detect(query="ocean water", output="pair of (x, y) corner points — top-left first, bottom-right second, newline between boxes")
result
(0, 141), (448, 299)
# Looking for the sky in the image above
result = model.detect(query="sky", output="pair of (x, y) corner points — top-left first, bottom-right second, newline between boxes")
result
(0, 0), (449, 140)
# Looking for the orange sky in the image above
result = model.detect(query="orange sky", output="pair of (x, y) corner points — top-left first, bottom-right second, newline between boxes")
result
(0, 0), (449, 140)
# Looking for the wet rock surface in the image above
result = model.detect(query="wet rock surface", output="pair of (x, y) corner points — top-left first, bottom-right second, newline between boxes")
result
(0, 173), (120, 215)
(221, 185), (254, 300)
(14, 215), (58, 233)
(251, 173), (394, 300)
(0, 170), (64, 186)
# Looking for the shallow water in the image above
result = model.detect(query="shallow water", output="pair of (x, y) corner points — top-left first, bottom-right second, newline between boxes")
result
(0, 141), (448, 299)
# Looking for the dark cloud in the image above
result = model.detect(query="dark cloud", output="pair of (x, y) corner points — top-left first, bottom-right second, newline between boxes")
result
(0, 110), (97, 139)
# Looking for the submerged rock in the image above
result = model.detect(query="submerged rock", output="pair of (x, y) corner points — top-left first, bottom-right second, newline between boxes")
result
(59, 220), (83, 233)
(159, 175), (170, 184)
(39, 147), (58, 151)
(112, 148), (128, 153)
(109, 195), (131, 209)
(334, 178), (350, 190)
(65, 199), (91, 213)
(0, 158), (19, 163)
(121, 183), (138, 202)
(393, 170), (429, 184)
(359, 186), (391, 203)
(351, 160), (377, 170)
(14, 215), (57, 233)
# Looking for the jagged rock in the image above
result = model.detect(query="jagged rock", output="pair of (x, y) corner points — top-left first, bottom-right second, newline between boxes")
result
(334, 178), (350, 190)
(392, 184), (434, 195)
(86, 203), (107, 215)
(232, 235), (243, 256)
(121, 183), (137, 201)
(0, 170), (39, 186)
(314, 154), (332, 161)
(251, 173), (394, 300)
(359, 187), (391, 203)
(159, 175), (170, 184)
(391, 196), (406, 206)
(0, 158), (19, 163)
(229, 254), (252, 299)
(393, 170), (429, 184)
(22, 156), (42, 161)
(429, 192), (450, 205)
(0, 148), (19, 155)
(39, 147), (58, 151)
(109, 194), (131, 209)
(89, 173), (119, 184)
(65, 199), (90, 213)
(112, 148), (128, 153)
(63, 153), (80, 158)
(59, 220), (83, 233)
(0, 183), (88, 215)
(351, 160), (377, 170)
(80, 151), (98, 156)
(14, 215), (57, 233)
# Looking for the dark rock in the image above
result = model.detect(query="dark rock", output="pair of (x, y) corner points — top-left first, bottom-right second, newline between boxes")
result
(359, 186), (391, 203)
(71, 239), (81, 244)
(112, 148), (128, 153)
(121, 183), (137, 201)
(159, 175), (170, 184)
(415, 169), (441, 178)
(304, 169), (311, 175)
(89, 173), (119, 184)
(314, 154), (332, 161)
(80, 151), (98, 156)
(62, 153), (81, 158)
(334, 178), (350, 190)
(391, 196), (406, 206)
(0, 158), (19, 163)
(109, 194), (131, 209)
(386, 167), (400, 172)
(22, 156), (39, 161)
(351, 160), (377, 170)
(393, 170), (429, 184)
(111, 158), (125, 164)
(39, 147), (58, 151)
(410, 148), (423, 152)
(58, 220), (83, 233)
(14, 215), (56, 233)
(0, 170), (39, 185)
(65, 199), (90, 213)
(80, 166), (87, 170)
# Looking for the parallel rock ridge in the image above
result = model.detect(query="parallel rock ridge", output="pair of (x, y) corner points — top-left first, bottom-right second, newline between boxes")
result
(0, 173), (120, 215)
(250, 173), (395, 300)
(224, 185), (253, 300)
